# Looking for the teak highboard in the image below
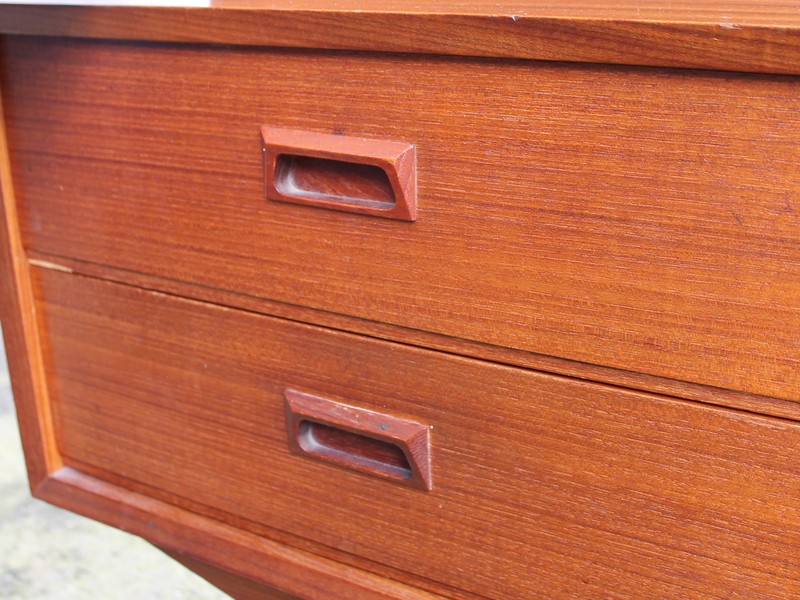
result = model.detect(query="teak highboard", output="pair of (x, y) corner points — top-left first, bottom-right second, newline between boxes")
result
(1, 2), (799, 598)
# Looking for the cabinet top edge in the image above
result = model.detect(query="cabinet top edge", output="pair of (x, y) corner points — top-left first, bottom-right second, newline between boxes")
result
(0, 2), (798, 74)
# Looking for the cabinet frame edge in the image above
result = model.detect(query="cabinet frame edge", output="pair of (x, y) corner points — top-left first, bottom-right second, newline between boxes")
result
(36, 467), (442, 600)
(0, 80), (61, 489)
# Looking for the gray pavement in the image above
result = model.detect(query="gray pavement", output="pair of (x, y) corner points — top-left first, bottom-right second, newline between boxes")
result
(0, 329), (230, 599)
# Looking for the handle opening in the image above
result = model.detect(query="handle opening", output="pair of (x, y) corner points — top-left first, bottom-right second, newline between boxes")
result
(285, 389), (432, 490)
(275, 154), (396, 210)
(298, 419), (412, 480)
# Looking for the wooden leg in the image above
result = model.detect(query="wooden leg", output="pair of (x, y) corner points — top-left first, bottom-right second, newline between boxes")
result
(158, 547), (299, 600)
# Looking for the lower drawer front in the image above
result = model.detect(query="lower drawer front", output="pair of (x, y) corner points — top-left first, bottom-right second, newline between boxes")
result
(36, 268), (800, 599)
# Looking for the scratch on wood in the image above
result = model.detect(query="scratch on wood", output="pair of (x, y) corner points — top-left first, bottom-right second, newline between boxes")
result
(29, 258), (73, 273)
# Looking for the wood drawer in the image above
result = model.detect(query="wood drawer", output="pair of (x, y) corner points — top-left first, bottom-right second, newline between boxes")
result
(35, 267), (800, 599)
(6, 36), (800, 403)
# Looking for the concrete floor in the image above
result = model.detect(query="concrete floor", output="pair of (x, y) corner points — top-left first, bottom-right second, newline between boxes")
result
(0, 331), (229, 599)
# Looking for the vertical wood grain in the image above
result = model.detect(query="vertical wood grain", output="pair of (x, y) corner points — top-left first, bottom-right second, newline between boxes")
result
(0, 82), (60, 487)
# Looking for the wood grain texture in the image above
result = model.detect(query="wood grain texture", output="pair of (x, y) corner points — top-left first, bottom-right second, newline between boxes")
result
(1, 1), (800, 75)
(35, 268), (800, 600)
(28, 250), (800, 423)
(160, 549), (300, 600)
(35, 468), (438, 600)
(6, 36), (800, 404)
(64, 454), (482, 600)
(0, 82), (60, 488)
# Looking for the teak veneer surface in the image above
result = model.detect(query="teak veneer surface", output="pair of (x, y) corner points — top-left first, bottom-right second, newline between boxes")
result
(3, 5), (800, 598)
(0, 0), (799, 75)
(35, 267), (800, 600)
(5, 36), (800, 404)
(24, 251), (800, 424)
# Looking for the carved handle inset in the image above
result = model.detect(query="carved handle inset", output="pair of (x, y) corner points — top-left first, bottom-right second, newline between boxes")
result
(284, 389), (432, 491)
(261, 127), (417, 221)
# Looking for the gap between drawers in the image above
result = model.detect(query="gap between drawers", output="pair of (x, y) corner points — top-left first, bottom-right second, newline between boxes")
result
(27, 250), (800, 424)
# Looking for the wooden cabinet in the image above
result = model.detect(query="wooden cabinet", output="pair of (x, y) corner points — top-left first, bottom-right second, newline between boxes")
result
(1, 3), (799, 598)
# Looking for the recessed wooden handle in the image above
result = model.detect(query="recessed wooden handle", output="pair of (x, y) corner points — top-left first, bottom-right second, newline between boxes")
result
(261, 127), (417, 221)
(284, 389), (432, 491)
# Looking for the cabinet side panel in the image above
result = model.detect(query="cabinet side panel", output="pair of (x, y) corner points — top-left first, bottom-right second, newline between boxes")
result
(0, 72), (60, 487)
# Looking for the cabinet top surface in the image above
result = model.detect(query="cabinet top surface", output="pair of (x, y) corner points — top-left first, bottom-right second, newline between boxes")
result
(0, 1), (798, 74)
(0, 0), (797, 19)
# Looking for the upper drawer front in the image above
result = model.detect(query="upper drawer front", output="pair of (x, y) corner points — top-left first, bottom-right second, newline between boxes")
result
(5, 36), (800, 402)
(36, 268), (800, 599)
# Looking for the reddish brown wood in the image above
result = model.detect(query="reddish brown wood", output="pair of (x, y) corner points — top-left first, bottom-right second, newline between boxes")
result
(0, 2), (800, 75)
(34, 268), (800, 600)
(161, 549), (300, 600)
(301, 422), (411, 470)
(262, 127), (417, 221)
(63, 454), (482, 600)
(35, 468), (437, 600)
(6, 37), (800, 404)
(28, 250), (800, 423)
(4, 10), (800, 600)
(285, 388), (432, 490)
(0, 83), (60, 489)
